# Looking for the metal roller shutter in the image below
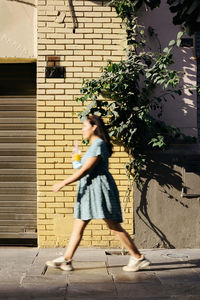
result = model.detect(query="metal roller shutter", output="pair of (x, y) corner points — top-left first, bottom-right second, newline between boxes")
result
(0, 63), (37, 244)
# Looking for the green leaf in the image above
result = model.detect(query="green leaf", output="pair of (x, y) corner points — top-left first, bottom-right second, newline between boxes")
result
(176, 39), (182, 47)
(177, 31), (184, 40)
(163, 47), (169, 53)
(169, 40), (176, 46)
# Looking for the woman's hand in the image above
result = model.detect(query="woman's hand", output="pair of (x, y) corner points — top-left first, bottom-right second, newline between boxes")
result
(52, 156), (101, 190)
(52, 181), (65, 192)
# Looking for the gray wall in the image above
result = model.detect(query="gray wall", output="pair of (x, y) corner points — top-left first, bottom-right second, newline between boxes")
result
(134, 145), (200, 249)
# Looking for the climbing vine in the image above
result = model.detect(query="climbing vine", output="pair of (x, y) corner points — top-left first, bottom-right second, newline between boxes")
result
(76, 0), (196, 188)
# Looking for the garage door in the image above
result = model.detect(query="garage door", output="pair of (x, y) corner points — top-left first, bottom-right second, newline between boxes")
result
(0, 63), (37, 244)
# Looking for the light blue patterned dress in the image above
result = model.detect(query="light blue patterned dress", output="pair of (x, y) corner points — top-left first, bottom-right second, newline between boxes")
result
(74, 138), (123, 223)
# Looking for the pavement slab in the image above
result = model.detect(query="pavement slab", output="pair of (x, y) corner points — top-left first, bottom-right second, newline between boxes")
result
(66, 282), (117, 299)
(0, 247), (200, 300)
(115, 282), (170, 298)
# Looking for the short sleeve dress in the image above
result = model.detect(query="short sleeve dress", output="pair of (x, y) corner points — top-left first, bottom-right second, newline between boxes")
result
(74, 138), (123, 223)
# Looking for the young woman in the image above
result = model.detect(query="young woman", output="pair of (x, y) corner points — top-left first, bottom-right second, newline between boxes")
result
(46, 115), (150, 272)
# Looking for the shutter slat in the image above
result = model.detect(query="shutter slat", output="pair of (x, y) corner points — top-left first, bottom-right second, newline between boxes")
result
(0, 105), (36, 111)
(0, 162), (36, 169)
(0, 111), (36, 117)
(0, 118), (36, 124)
(0, 144), (36, 149)
(0, 226), (34, 232)
(0, 182), (36, 188)
(0, 195), (36, 201)
(0, 233), (37, 238)
(0, 169), (36, 175)
(0, 156), (36, 162)
(0, 124), (36, 130)
(0, 93), (36, 241)
(0, 131), (36, 137)
(0, 188), (36, 194)
(0, 137), (36, 143)
(0, 175), (36, 181)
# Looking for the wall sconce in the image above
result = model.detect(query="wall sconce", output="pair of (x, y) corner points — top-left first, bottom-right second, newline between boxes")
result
(45, 56), (65, 78)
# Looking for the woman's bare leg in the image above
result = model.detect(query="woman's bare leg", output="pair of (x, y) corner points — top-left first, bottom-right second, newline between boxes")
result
(104, 219), (142, 259)
(64, 219), (90, 261)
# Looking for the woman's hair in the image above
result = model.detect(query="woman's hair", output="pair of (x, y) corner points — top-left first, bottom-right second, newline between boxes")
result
(87, 115), (113, 156)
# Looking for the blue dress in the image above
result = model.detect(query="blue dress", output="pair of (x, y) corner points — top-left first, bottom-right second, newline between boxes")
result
(74, 138), (123, 223)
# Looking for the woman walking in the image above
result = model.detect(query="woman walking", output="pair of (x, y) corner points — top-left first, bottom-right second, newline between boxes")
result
(46, 115), (150, 272)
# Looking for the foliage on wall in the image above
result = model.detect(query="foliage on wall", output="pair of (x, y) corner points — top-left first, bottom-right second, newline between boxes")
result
(113, 0), (200, 35)
(76, 0), (196, 187)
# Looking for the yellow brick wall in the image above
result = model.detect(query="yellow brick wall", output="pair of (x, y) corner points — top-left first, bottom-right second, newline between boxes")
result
(37, 0), (133, 247)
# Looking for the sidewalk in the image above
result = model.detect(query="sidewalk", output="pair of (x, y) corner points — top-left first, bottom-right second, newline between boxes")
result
(0, 247), (199, 300)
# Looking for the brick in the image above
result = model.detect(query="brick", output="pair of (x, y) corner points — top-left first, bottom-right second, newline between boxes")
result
(84, 0), (98, 5)
(74, 50), (92, 55)
(85, 56), (102, 61)
(37, 33), (46, 39)
(93, 39), (111, 44)
(47, 203), (64, 208)
(47, 33), (65, 39)
(85, 44), (103, 50)
(103, 12), (117, 17)
(38, 22), (46, 27)
(46, 78), (65, 83)
(77, 28), (94, 33)
(74, 61), (92, 66)
(92, 241), (108, 246)
(66, 33), (84, 39)
(93, 6), (111, 12)
(45, 101), (64, 106)
(46, 10), (58, 16)
(80, 241), (92, 246)
(38, 50), (54, 55)
(85, 23), (102, 28)
(47, 44), (65, 50)
(84, 12), (102, 17)
(93, 18), (110, 23)
(37, 213), (46, 219)
(64, 55), (84, 61)
(39, 208), (55, 214)
(46, 89), (65, 94)
(38, 27), (55, 33)
(94, 28), (112, 34)
(67, 44), (84, 50)
(56, 5), (69, 10)
(85, 34), (102, 39)
(93, 50), (110, 55)
(102, 236), (114, 241)
(77, 18), (93, 23)
(38, 16), (55, 22)
(74, 39), (93, 44)
(75, 6), (92, 11)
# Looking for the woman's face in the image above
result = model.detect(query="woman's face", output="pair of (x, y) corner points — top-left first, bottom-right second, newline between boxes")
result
(82, 119), (96, 140)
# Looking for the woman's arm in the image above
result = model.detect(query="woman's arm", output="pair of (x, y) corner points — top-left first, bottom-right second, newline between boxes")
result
(52, 156), (101, 192)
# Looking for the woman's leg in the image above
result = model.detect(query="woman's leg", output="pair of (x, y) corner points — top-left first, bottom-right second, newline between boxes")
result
(104, 219), (142, 259)
(64, 218), (90, 261)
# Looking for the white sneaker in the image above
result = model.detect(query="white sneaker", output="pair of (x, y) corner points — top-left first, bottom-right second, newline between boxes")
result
(46, 256), (74, 271)
(123, 255), (150, 272)
(60, 260), (74, 271)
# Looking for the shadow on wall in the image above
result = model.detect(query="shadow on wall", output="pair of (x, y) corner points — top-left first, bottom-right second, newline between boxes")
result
(139, 1), (197, 138)
(134, 146), (200, 249)
(136, 158), (183, 249)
